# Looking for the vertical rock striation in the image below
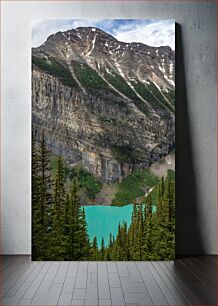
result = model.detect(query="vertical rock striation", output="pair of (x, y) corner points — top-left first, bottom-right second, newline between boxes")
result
(32, 27), (175, 183)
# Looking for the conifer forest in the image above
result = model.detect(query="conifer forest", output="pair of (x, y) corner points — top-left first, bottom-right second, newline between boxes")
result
(32, 132), (175, 261)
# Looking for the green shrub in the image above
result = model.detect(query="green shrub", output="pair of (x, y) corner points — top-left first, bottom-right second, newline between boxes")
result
(164, 89), (175, 106)
(69, 167), (102, 199)
(32, 56), (79, 88)
(146, 82), (175, 112)
(167, 169), (175, 181)
(73, 61), (109, 91)
(104, 72), (148, 115)
(105, 72), (137, 99)
(112, 169), (159, 206)
(131, 81), (162, 109)
(50, 155), (102, 199)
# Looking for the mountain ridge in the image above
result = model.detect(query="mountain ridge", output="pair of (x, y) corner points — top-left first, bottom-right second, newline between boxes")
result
(41, 26), (175, 51)
(32, 26), (175, 183)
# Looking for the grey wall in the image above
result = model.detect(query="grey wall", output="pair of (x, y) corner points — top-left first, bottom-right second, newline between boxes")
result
(1, 1), (217, 255)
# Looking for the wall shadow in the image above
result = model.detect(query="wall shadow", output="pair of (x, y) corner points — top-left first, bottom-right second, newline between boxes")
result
(175, 23), (205, 256)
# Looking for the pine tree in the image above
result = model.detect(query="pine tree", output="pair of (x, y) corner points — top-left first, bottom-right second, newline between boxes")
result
(38, 130), (53, 226)
(151, 174), (175, 260)
(167, 178), (175, 233)
(115, 223), (127, 260)
(143, 207), (154, 260)
(100, 238), (105, 260)
(106, 233), (114, 260)
(78, 207), (91, 259)
(146, 194), (152, 216)
(138, 204), (144, 260)
(32, 136), (45, 260)
(91, 237), (99, 260)
(66, 178), (91, 260)
(128, 204), (138, 259)
(122, 222), (129, 260)
(66, 178), (81, 260)
(53, 157), (66, 221)
(32, 135), (40, 209)
(64, 194), (70, 236)
(160, 176), (165, 198)
(49, 156), (67, 260)
(104, 173), (175, 261)
(109, 233), (113, 248)
(109, 235), (116, 260)
(32, 131), (53, 260)
(165, 175), (175, 259)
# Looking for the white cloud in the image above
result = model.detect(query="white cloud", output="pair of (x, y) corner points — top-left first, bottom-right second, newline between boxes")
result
(32, 19), (175, 50)
(114, 20), (175, 50)
(32, 19), (100, 47)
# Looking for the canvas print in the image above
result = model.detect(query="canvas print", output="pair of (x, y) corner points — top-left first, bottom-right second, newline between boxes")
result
(32, 19), (175, 261)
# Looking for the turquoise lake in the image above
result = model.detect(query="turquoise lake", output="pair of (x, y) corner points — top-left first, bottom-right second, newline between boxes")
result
(84, 204), (133, 247)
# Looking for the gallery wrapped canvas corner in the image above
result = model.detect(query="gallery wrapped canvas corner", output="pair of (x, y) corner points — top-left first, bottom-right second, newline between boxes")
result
(32, 19), (175, 261)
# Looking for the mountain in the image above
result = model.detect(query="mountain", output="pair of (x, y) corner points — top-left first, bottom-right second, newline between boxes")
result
(32, 26), (175, 183)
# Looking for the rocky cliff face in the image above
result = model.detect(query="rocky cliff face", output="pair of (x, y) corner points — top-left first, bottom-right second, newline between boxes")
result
(32, 27), (175, 183)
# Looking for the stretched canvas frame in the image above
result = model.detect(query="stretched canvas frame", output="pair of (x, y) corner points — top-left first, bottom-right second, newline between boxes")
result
(32, 19), (175, 261)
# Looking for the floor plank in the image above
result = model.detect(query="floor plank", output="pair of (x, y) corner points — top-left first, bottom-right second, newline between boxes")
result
(36, 262), (61, 293)
(3, 262), (41, 297)
(158, 261), (201, 304)
(136, 263), (168, 305)
(181, 257), (217, 287)
(152, 261), (192, 304)
(2, 262), (34, 290)
(98, 262), (111, 300)
(172, 260), (217, 305)
(31, 283), (63, 305)
(2, 281), (32, 305)
(0, 256), (216, 306)
(144, 261), (182, 305)
(110, 287), (125, 305)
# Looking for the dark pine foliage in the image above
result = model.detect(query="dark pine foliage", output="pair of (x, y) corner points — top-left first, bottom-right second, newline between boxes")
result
(73, 61), (109, 91)
(32, 133), (175, 261)
(104, 72), (148, 115)
(32, 56), (78, 89)
(32, 131), (53, 260)
(146, 82), (175, 112)
(32, 134), (90, 261)
(131, 81), (175, 113)
(94, 172), (175, 261)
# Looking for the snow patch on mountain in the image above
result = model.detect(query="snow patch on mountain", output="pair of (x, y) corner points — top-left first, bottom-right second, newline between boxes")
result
(159, 65), (165, 73)
(169, 62), (174, 74)
(86, 34), (97, 56)
(153, 81), (161, 91)
(164, 76), (175, 86)
(115, 62), (125, 79)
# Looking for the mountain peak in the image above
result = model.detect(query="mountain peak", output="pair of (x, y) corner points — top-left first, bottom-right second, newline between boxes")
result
(33, 26), (175, 93)
(32, 26), (175, 183)
(70, 26), (118, 43)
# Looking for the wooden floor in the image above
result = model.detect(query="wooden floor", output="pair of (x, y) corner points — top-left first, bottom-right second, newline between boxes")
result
(0, 256), (217, 305)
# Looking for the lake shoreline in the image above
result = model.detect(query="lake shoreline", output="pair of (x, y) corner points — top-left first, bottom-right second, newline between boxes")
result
(84, 204), (134, 247)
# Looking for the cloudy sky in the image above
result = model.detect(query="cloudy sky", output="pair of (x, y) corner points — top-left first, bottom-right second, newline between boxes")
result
(32, 19), (175, 50)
